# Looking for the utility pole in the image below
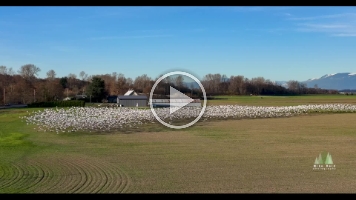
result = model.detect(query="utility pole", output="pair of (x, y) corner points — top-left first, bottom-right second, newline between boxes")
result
(3, 88), (5, 105)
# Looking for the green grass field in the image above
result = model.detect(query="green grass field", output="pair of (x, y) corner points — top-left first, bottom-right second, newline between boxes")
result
(1, 95), (356, 193)
(208, 94), (356, 106)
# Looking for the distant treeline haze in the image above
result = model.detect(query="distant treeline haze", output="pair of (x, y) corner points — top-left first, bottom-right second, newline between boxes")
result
(0, 64), (338, 105)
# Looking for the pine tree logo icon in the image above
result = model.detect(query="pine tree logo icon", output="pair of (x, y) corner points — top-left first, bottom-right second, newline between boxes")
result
(313, 152), (336, 171)
(325, 152), (333, 165)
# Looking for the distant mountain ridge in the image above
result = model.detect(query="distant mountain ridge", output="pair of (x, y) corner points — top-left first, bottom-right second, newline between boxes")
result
(184, 73), (356, 91)
(303, 72), (356, 90)
(275, 73), (356, 90)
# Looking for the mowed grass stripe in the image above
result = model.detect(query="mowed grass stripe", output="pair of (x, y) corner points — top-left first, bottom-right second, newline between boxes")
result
(72, 159), (95, 193)
(98, 165), (122, 193)
(15, 164), (45, 193)
(209, 95), (356, 106)
(27, 161), (56, 193)
(11, 164), (35, 192)
(38, 158), (82, 193)
(88, 159), (118, 193)
(0, 165), (14, 188)
(63, 159), (88, 193)
(0, 166), (5, 180)
(0, 155), (131, 193)
(1, 163), (40, 193)
(100, 161), (131, 193)
(0, 164), (25, 192)
(115, 167), (130, 193)
(94, 160), (131, 193)
(77, 159), (108, 193)
(68, 157), (127, 193)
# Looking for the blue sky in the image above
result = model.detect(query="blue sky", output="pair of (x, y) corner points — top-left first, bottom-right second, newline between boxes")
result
(1, 6), (356, 82)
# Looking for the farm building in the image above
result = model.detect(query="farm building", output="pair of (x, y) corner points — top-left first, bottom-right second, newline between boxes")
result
(107, 90), (139, 103)
(149, 99), (201, 108)
(117, 95), (148, 107)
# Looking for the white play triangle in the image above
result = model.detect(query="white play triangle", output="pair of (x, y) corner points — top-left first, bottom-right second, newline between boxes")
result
(169, 86), (194, 114)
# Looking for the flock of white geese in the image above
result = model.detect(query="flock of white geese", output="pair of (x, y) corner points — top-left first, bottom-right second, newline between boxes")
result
(21, 104), (356, 133)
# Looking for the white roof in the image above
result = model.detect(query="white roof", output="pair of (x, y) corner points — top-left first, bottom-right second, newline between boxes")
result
(124, 90), (136, 96)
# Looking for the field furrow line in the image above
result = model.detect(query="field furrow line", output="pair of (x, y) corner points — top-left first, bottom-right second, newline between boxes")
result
(40, 158), (82, 193)
(71, 158), (95, 193)
(66, 159), (89, 193)
(0, 155), (132, 193)
(94, 163), (111, 193)
(0, 163), (25, 190)
(97, 161), (131, 193)
(30, 161), (57, 193)
(15, 163), (45, 193)
(84, 161), (108, 193)
(117, 165), (131, 193)
(57, 160), (86, 193)
(7, 163), (39, 192)
(0, 165), (6, 180)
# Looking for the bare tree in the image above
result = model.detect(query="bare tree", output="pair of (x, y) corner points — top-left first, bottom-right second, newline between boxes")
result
(67, 73), (77, 90)
(236, 76), (245, 95)
(116, 73), (127, 95)
(18, 64), (40, 82)
(251, 77), (265, 95)
(174, 75), (184, 89)
(0, 71), (7, 104)
(133, 74), (152, 93)
(17, 64), (39, 102)
(126, 77), (133, 88)
(202, 74), (213, 95)
(112, 72), (117, 80)
(46, 69), (56, 80)
(12, 76), (33, 104)
(228, 75), (245, 95)
(37, 69), (63, 101)
(299, 82), (307, 94)
(68, 73), (77, 79)
(0, 66), (16, 104)
(0, 66), (7, 75)
(79, 71), (88, 81)
(219, 74), (229, 94)
(202, 73), (222, 95)
(97, 73), (117, 95)
(228, 76), (238, 94)
(7, 68), (15, 76)
(287, 80), (300, 94)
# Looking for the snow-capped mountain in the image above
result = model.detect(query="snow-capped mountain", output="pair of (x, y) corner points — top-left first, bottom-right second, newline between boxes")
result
(303, 73), (356, 90)
(185, 73), (356, 91)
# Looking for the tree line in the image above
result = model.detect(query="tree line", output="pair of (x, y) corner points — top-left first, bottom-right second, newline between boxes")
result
(0, 64), (339, 105)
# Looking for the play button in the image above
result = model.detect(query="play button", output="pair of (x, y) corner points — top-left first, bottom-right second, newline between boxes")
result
(169, 86), (194, 114)
(149, 71), (207, 129)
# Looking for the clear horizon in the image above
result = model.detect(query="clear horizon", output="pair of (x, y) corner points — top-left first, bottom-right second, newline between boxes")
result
(1, 6), (356, 82)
